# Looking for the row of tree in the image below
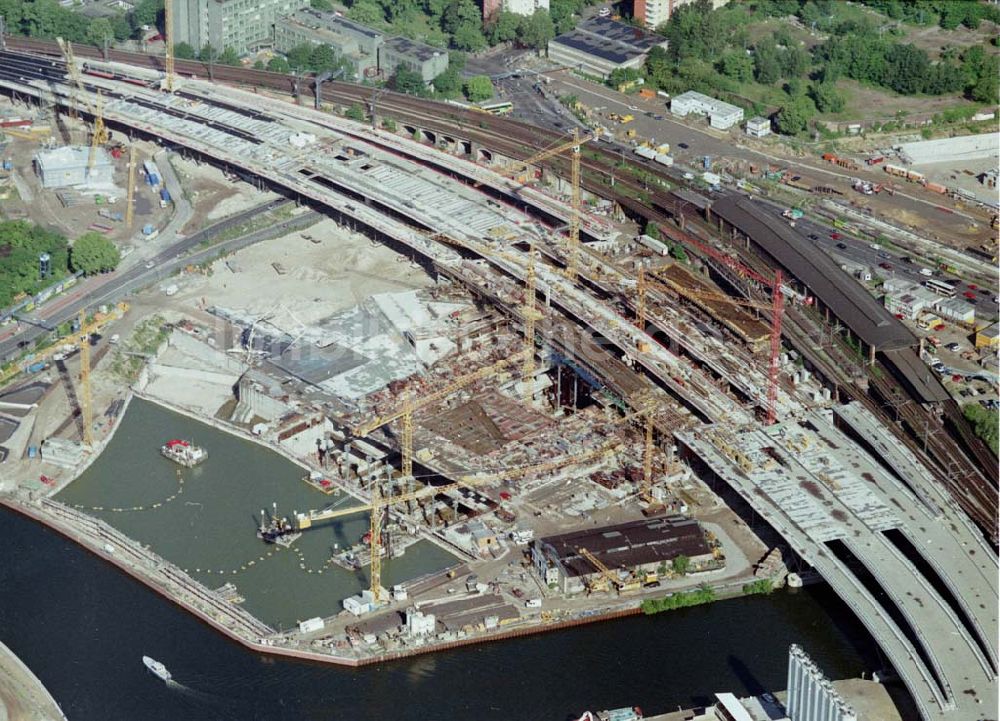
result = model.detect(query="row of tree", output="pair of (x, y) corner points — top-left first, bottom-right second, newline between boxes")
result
(0, 221), (119, 308)
(638, 0), (998, 137)
(341, 0), (586, 52)
(0, 0), (163, 48)
(640, 584), (716, 614)
(963, 404), (999, 457)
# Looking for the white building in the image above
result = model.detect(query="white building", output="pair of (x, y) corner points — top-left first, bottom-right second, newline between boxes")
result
(405, 607), (436, 636)
(34, 146), (114, 188)
(343, 589), (378, 616)
(503, 0), (549, 15)
(745, 116), (771, 138)
(670, 90), (744, 130)
(883, 286), (938, 320)
(936, 297), (975, 325)
(787, 645), (857, 721)
(633, 0), (730, 29)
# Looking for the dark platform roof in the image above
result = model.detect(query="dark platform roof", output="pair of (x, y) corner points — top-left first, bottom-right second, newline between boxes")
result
(538, 515), (710, 577)
(882, 348), (951, 403)
(549, 17), (665, 65)
(712, 196), (915, 352)
(383, 36), (444, 62)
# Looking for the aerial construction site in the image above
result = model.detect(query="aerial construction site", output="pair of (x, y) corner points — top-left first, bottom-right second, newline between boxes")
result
(0, 35), (996, 721)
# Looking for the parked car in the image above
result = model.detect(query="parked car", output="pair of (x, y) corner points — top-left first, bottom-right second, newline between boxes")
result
(678, 142), (689, 149)
(807, 233), (819, 240)
(879, 262), (893, 270)
(836, 242), (848, 249)
(830, 232), (842, 240)
(963, 291), (976, 299)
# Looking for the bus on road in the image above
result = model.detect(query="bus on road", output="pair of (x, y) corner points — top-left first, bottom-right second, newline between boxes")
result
(923, 278), (958, 298)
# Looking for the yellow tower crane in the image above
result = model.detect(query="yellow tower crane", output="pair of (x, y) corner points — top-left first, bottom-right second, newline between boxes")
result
(499, 129), (598, 281)
(164, 0), (175, 92)
(295, 440), (623, 603)
(577, 547), (623, 592)
(56, 38), (108, 175)
(351, 348), (531, 479)
(77, 309), (93, 446)
(429, 231), (543, 402)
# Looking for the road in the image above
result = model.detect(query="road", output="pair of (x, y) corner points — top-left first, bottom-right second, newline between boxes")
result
(0, 198), (299, 364)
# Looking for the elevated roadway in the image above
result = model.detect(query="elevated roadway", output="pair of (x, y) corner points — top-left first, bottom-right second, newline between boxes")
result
(0, 52), (995, 720)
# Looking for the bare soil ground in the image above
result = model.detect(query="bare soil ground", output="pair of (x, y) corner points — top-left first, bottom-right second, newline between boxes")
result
(165, 154), (279, 234)
(903, 20), (1000, 59)
(167, 216), (433, 331)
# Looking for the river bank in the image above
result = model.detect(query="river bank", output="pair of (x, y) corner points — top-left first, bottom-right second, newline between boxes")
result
(0, 640), (66, 721)
(0, 502), (882, 721)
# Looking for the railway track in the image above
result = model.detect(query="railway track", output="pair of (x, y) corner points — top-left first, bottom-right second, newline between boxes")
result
(3, 38), (996, 538)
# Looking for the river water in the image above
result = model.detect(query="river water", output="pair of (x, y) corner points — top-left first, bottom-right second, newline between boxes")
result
(2, 398), (884, 720)
(55, 398), (458, 628)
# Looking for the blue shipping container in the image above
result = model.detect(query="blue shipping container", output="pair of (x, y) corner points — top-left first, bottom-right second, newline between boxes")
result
(28, 446), (37, 458)
(2, 159), (11, 170)
(159, 188), (170, 202)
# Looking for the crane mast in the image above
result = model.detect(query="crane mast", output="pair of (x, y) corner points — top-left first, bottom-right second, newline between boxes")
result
(164, 0), (175, 92)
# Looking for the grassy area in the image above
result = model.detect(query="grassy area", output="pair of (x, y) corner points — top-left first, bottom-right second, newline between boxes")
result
(110, 315), (168, 382)
(199, 203), (295, 248)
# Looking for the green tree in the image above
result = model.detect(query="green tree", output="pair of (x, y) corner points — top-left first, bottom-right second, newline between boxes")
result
(753, 41), (781, 84)
(392, 66), (428, 96)
(520, 9), (555, 51)
(671, 554), (690, 575)
(173, 41), (196, 60)
(71, 233), (121, 275)
(348, 0), (385, 25)
(432, 66), (462, 97)
(309, 43), (338, 73)
(808, 82), (845, 113)
(198, 43), (216, 63)
(775, 93), (816, 134)
(285, 43), (314, 71)
(644, 222), (660, 239)
(344, 103), (367, 122)
(487, 11), (521, 44)
(964, 404), (999, 456)
(110, 14), (132, 42)
(718, 51), (753, 82)
(669, 242), (688, 262)
(781, 45), (809, 77)
(607, 67), (642, 89)
(452, 24), (487, 51)
(218, 46), (241, 66)
(311, 0), (334, 9)
(266, 55), (291, 74)
(549, 0), (582, 33)
(87, 17), (114, 48)
(0, 220), (70, 307)
(131, 0), (163, 34)
(463, 74), (495, 102)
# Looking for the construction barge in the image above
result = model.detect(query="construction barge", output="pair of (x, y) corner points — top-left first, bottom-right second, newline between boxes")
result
(160, 439), (207, 467)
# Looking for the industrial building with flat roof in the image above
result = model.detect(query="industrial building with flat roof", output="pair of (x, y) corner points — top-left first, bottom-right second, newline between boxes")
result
(34, 146), (114, 188)
(531, 515), (712, 594)
(547, 17), (668, 80)
(273, 9), (447, 83)
(670, 90), (744, 130)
